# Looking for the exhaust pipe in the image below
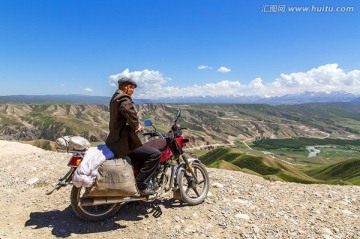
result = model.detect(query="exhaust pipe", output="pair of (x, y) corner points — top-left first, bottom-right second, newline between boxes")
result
(80, 196), (147, 206)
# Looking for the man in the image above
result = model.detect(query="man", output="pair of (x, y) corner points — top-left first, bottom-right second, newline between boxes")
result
(105, 77), (161, 195)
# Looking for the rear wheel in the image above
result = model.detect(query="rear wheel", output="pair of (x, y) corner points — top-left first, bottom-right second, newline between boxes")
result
(70, 186), (122, 221)
(178, 162), (209, 205)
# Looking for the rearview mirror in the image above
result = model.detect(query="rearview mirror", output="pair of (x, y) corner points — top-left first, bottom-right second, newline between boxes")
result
(144, 120), (153, 126)
(176, 110), (181, 118)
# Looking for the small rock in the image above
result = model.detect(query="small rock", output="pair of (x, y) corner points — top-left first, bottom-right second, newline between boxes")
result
(205, 223), (213, 229)
(26, 177), (39, 186)
(212, 182), (224, 188)
(235, 213), (250, 220)
(192, 213), (199, 218)
(342, 210), (353, 215)
(184, 226), (193, 233)
(220, 206), (231, 213)
(321, 227), (333, 235)
(233, 199), (249, 204)
(252, 225), (260, 233)
(322, 235), (333, 239)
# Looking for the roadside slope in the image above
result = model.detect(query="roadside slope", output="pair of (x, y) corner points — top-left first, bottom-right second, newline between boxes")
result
(0, 141), (359, 238)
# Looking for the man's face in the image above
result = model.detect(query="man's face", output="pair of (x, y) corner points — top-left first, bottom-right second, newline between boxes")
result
(125, 84), (136, 95)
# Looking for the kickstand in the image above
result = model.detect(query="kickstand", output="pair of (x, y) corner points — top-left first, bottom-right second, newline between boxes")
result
(45, 185), (62, 195)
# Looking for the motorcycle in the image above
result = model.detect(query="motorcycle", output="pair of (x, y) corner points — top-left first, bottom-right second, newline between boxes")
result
(47, 110), (210, 221)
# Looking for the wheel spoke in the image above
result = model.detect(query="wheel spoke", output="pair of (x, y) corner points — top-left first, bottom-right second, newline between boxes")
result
(185, 186), (191, 194)
(193, 188), (200, 197)
(198, 179), (205, 185)
(184, 173), (192, 181)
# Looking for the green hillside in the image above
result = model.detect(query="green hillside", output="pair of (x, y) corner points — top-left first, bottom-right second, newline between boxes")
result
(253, 138), (360, 150)
(305, 159), (360, 185)
(199, 148), (319, 184)
(200, 147), (360, 185)
(277, 102), (360, 135)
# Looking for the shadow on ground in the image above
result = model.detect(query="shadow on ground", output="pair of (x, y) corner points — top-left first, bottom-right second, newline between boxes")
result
(25, 198), (186, 238)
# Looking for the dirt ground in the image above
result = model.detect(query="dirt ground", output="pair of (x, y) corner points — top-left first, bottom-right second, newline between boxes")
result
(0, 140), (359, 239)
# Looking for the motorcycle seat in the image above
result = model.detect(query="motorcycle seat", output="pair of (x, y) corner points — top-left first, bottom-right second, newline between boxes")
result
(143, 138), (168, 151)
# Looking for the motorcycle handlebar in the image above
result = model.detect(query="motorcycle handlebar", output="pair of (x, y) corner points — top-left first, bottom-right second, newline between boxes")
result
(142, 131), (165, 138)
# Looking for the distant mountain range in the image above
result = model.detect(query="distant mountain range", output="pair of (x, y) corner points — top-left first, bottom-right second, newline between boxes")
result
(0, 94), (111, 104)
(0, 94), (149, 105)
(153, 91), (360, 104)
(0, 91), (359, 104)
(262, 91), (360, 104)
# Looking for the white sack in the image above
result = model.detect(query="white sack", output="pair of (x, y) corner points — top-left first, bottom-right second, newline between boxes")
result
(72, 144), (114, 188)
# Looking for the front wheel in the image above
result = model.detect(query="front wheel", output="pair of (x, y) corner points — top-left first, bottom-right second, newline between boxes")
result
(70, 186), (122, 221)
(178, 162), (209, 205)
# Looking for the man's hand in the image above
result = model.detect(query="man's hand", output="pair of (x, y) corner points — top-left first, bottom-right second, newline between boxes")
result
(135, 123), (143, 133)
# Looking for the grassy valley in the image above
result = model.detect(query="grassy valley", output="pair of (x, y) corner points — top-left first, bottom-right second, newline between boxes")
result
(199, 148), (320, 184)
(199, 147), (360, 185)
(251, 138), (360, 166)
(198, 137), (360, 185)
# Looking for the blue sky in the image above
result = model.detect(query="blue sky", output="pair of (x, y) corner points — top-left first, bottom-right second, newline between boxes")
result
(0, 0), (359, 98)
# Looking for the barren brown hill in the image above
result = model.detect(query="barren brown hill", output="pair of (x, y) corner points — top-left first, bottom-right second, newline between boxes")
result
(1, 103), (359, 147)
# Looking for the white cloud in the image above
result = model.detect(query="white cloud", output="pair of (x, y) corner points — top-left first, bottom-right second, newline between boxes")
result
(109, 68), (169, 90)
(197, 65), (212, 70)
(269, 64), (360, 95)
(249, 78), (265, 89)
(218, 66), (231, 73)
(84, 88), (93, 92)
(108, 64), (360, 99)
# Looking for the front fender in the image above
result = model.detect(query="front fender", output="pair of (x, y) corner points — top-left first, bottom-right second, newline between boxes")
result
(174, 158), (200, 186)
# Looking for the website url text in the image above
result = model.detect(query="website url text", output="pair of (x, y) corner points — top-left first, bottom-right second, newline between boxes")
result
(261, 5), (355, 13)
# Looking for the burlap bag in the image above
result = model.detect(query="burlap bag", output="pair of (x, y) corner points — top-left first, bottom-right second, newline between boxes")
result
(87, 157), (138, 197)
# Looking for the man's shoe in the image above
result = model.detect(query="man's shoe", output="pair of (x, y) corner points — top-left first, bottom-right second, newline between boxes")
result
(137, 182), (156, 196)
(139, 186), (156, 196)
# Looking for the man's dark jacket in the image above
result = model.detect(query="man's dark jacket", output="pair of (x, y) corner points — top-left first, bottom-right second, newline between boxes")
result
(105, 90), (142, 158)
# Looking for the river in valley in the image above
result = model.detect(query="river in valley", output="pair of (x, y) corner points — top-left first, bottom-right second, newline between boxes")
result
(306, 146), (321, 157)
